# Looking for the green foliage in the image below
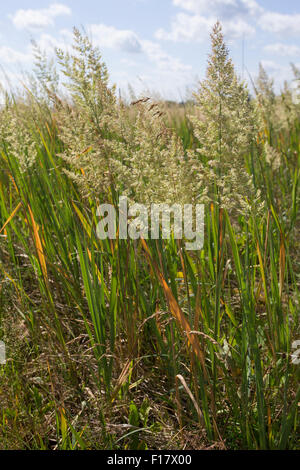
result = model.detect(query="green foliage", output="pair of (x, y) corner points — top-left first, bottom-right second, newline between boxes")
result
(0, 24), (299, 450)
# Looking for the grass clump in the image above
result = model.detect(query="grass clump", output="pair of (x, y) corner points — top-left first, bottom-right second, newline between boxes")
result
(0, 23), (299, 450)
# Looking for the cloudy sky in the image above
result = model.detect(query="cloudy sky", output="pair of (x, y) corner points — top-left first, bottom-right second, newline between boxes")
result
(0, 0), (300, 99)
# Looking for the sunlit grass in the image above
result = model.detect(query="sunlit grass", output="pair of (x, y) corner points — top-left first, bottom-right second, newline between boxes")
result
(0, 26), (299, 450)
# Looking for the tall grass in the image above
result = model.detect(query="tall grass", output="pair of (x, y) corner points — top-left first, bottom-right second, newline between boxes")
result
(0, 27), (299, 450)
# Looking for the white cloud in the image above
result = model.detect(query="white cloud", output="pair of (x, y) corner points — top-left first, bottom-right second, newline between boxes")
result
(86, 23), (193, 99)
(155, 0), (258, 43)
(0, 70), (25, 92)
(264, 43), (300, 57)
(33, 31), (73, 55)
(89, 24), (142, 53)
(88, 23), (191, 74)
(260, 60), (286, 72)
(173, 0), (262, 18)
(0, 46), (31, 64)
(259, 60), (299, 88)
(141, 39), (192, 73)
(258, 12), (300, 36)
(120, 58), (138, 67)
(35, 34), (62, 52)
(10, 3), (71, 31)
(156, 0), (300, 44)
(156, 13), (212, 42)
(223, 18), (255, 38)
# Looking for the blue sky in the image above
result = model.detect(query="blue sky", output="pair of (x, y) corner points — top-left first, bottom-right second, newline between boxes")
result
(0, 0), (300, 99)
